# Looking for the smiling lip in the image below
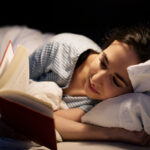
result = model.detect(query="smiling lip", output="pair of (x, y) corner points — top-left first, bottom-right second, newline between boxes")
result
(88, 80), (99, 94)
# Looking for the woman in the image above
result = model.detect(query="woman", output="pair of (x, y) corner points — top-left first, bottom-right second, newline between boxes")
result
(29, 24), (150, 145)
(0, 24), (150, 148)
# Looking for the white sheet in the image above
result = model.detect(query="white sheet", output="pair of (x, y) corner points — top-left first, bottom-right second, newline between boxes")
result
(0, 25), (55, 55)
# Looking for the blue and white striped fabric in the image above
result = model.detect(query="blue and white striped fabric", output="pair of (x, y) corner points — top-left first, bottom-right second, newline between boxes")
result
(29, 33), (102, 112)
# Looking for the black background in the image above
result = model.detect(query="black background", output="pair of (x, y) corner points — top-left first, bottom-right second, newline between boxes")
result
(0, 0), (150, 45)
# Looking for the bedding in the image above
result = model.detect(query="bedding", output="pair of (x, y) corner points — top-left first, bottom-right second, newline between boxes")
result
(0, 25), (54, 55)
(128, 59), (150, 93)
(82, 59), (150, 134)
(0, 25), (150, 149)
(27, 80), (68, 111)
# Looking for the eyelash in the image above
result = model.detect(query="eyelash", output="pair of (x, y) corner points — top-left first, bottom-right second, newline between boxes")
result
(100, 59), (121, 87)
(100, 59), (107, 69)
(112, 77), (121, 87)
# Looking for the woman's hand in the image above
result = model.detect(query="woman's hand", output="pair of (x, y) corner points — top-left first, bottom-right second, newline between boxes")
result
(112, 128), (150, 146)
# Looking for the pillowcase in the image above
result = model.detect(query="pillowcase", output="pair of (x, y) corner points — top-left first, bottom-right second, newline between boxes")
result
(82, 93), (150, 134)
(82, 59), (150, 134)
(127, 59), (150, 93)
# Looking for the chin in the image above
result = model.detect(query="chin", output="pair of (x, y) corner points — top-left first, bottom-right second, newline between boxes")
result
(85, 90), (101, 100)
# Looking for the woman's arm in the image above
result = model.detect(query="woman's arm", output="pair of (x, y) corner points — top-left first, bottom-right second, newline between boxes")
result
(54, 108), (85, 122)
(0, 109), (149, 146)
(54, 108), (150, 146)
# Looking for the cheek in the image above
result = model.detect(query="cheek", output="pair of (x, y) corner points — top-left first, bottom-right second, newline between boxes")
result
(103, 83), (115, 97)
(102, 81), (125, 99)
(104, 86), (128, 99)
(89, 60), (100, 75)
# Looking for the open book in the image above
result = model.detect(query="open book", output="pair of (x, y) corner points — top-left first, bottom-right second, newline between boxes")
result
(0, 41), (57, 150)
(0, 41), (14, 78)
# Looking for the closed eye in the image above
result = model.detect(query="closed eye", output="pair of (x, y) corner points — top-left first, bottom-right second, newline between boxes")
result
(113, 76), (121, 87)
(100, 59), (107, 69)
(100, 58), (121, 87)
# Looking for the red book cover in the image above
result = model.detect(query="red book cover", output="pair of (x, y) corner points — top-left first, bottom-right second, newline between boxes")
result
(0, 96), (57, 150)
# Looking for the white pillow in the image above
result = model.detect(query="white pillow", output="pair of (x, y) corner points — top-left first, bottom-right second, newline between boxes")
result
(0, 26), (55, 55)
(82, 59), (150, 134)
(82, 93), (150, 134)
(127, 59), (150, 93)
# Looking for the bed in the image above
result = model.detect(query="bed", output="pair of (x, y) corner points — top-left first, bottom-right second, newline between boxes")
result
(57, 141), (150, 150)
(0, 26), (150, 150)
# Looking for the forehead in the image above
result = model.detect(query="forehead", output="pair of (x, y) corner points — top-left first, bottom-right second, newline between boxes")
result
(104, 41), (139, 65)
(103, 41), (140, 84)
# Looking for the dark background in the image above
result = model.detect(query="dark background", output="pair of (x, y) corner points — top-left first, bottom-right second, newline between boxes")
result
(0, 0), (150, 45)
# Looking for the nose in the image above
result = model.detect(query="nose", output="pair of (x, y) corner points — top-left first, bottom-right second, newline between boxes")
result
(90, 70), (109, 87)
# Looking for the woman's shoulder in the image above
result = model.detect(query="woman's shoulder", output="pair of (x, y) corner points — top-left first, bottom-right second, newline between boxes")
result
(50, 33), (101, 52)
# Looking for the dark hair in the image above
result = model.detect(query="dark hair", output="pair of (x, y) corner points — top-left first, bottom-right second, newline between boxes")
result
(101, 24), (150, 62)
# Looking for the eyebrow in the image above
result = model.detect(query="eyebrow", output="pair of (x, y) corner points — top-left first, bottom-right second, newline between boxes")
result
(103, 52), (129, 87)
(103, 52), (109, 65)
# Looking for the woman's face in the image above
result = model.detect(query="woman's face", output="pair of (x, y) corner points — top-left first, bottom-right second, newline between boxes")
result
(84, 40), (140, 100)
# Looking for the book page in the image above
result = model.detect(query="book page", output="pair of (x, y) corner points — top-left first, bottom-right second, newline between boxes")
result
(0, 90), (53, 117)
(0, 41), (14, 77)
(0, 45), (29, 92)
